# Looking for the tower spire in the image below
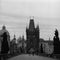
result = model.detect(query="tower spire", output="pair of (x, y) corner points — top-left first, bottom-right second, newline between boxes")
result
(30, 16), (34, 19)
(29, 18), (35, 30)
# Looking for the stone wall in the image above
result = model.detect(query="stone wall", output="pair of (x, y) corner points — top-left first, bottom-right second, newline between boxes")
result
(39, 42), (53, 54)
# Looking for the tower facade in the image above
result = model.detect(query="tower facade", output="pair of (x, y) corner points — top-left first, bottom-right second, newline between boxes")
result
(26, 18), (39, 53)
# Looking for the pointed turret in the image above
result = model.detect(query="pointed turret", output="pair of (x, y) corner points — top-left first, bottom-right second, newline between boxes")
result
(29, 19), (35, 30)
(13, 34), (16, 43)
(14, 34), (16, 40)
(36, 25), (39, 30)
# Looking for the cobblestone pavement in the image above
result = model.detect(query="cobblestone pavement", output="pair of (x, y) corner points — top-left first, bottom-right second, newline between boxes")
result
(8, 54), (58, 60)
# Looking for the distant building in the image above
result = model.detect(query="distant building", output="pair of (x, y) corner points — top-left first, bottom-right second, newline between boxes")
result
(0, 25), (10, 52)
(17, 36), (22, 43)
(42, 41), (53, 54)
(39, 38), (53, 54)
(12, 34), (16, 43)
(26, 18), (39, 53)
(17, 35), (26, 53)
(17, 36), (26, 48)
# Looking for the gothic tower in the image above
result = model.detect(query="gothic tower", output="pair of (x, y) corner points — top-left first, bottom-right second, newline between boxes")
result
(26, 18), (39, 53)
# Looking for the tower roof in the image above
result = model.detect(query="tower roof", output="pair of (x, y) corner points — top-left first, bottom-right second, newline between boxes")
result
(29, 19), (35, 30)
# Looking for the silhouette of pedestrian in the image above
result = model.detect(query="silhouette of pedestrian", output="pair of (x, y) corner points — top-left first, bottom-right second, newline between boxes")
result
(41, 44), (43, 53)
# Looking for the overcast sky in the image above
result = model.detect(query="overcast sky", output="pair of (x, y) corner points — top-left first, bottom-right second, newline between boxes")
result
(0, 0), (60, 40)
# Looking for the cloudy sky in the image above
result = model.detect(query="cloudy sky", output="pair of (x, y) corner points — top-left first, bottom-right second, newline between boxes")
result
(0, 0), (60, 40)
